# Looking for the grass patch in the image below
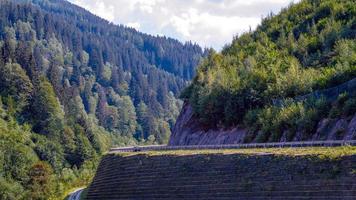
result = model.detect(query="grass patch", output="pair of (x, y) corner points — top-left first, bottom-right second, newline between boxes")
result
(113, 146), (356, 159)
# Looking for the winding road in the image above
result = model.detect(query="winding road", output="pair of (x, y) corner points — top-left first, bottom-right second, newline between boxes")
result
(68, 188), (84, 200)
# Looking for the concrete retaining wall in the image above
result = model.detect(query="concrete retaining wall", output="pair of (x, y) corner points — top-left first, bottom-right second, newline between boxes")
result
(86, 152), (356, 200)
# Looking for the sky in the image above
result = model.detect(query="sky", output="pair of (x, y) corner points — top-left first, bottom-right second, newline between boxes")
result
(68, 0), (299, 50)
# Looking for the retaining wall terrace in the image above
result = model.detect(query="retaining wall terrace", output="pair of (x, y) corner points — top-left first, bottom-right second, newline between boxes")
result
(86, 151), (356, 200)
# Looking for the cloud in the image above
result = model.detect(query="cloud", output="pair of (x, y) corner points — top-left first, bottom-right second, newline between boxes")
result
(68, 0), (298, 50)
(127, 22), (141, 30)
(168, 8), (260, 48)
(70, 0), (115, 22)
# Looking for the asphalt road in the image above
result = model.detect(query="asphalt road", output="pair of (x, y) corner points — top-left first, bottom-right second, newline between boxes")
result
(68, 188), (84, 200)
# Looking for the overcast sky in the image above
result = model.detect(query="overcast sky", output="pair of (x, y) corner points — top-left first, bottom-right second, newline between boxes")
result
(68, 0), (298, 50)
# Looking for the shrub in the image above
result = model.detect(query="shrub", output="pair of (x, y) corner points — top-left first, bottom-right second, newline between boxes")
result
(244, 97), (331, 142)
(342, 97), (356, 116)
(28, 161), (54, 200)
(0, 177), (25, 200)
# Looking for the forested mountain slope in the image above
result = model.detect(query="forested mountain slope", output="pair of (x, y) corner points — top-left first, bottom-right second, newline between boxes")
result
(0, 0), (204, 198)
(172, 0), (356, 145)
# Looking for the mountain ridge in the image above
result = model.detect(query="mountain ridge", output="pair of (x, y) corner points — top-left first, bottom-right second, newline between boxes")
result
(172, 0), (355, 144)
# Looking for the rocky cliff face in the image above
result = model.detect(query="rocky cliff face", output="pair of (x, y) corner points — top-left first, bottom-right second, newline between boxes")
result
(168, 102), (356, 146)
(169, 102), (248, 145)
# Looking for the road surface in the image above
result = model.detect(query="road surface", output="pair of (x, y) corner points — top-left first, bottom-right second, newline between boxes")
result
(68, 188), (84, 200)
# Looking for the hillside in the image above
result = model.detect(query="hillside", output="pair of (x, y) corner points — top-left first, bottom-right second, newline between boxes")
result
(86, 147), (356, 199)
(0, 0), (204, 199)
(173, 0), (356, 145)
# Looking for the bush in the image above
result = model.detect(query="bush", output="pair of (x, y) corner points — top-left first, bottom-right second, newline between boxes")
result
(245, 98), (330, 142)
(28, 161), (54, 200)
(31, 134), (65, 172)
(328, 106), (341, 119)
(342, 97), (356, 116)
(329, 93), (355, 118)
(0, 177), (25, 200)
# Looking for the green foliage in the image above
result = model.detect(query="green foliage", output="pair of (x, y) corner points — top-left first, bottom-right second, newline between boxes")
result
(31, 77), (65, 139)
(0, 0), (205, 198)
(73, 125), (97, 166)
(118, 96), (138, 136)
(0, 0), (203, 147)
(27, 161), (54, 200)
(244, 94), (355, 142)
(329, 93), (356, 118)
(342, 98), (356, 116)
(0, 101), (101, 199)
(136, 101), (149, 139)
(183, 0), (356, 128)
(0, 177), (25, 200)
(0, 110), (38, 181)
(31, 134), (64, 172)
(0, 62), (33, 112)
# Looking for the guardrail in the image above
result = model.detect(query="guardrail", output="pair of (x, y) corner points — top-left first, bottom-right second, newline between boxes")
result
(109, 140), (356, 153)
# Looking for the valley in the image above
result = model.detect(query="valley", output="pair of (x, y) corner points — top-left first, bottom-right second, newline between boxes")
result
(0, 0), (354, 199)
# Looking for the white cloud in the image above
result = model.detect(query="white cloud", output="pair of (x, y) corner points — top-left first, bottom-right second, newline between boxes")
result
(127, 22), (141, 30)
(169, 8), (260, 48)
(68, 0), (298, 50)
(135, 0), (165, 13)
(71, 0), (115, 21)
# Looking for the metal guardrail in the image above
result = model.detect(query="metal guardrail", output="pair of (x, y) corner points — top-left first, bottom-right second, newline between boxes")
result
(109, 140), (356, 153)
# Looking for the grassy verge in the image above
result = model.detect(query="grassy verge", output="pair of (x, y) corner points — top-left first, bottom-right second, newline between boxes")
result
(114, 146), (356, 159)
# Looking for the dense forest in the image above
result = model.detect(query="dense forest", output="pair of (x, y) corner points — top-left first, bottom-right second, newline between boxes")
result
(0, 0), (205, 199)
(182, 0), (355, 142)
